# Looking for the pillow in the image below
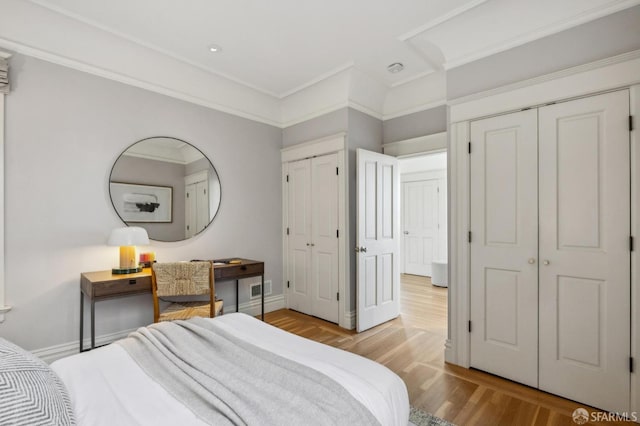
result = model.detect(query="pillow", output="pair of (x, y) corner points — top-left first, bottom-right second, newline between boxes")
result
(0, 338), (75, 426)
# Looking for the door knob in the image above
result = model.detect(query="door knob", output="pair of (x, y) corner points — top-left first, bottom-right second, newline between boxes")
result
(310, 243), (315, 247)
(543, 260), (550, 265)
(361, 247), (367, 253)
(404, 231), (409, 235)
(528, 258), (536, 264)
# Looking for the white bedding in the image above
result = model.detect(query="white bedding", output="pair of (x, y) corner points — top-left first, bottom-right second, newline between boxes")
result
(52, 313), (409, 426)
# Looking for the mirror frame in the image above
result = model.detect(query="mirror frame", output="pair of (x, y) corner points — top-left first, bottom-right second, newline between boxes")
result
(109, 136), (222, 242)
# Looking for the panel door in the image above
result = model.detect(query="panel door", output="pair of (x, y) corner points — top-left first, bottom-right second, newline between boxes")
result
(538, 90), (630, 413)
(357, 149), (400, 332)
(185, 183), (196, 238)
(310, 154), (339, 323)
(403, 179), (439, 276)
(287, 159), (312, 315)
(195, 180), (209, 234)
(469, 109), (539, 387)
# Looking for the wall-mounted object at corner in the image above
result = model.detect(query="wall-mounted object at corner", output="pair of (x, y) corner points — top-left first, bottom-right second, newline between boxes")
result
(109, 137), (222, 242)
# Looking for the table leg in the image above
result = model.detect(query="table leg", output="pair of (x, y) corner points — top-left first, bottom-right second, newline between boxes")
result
(90, 298), (95, 350)
(79, 292), (84, 352)
(261, 275), (264, 321)
(236, 279), (239, 312)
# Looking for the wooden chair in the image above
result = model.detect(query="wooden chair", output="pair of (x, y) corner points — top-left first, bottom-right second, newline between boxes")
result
(151, 261), (223, 323)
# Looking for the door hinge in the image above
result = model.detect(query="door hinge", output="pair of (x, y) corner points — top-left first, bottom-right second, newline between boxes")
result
(631, 357), (634, 373)
(631, 236), (635, 251)
(437, 186), (440, 193)
(287, 281), (290, 289)
(203, 188), (206, 194)
(468, 142), (471, 154)
(186, 192), (190, 198)
(336, 167), (339, 175)
(336, 229), (339, 238)
(286, 227), (290, 235)
(286, 174), (289, 182)
(337, 292), (340, 301)
(630, 116), (634, 132)
(468, 231), (472, 243)
(468, 321), (472, 333)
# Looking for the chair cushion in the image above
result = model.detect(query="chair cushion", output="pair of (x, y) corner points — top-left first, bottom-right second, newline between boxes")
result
(158, 300), (224, 322)
(0, 338), (76, 425)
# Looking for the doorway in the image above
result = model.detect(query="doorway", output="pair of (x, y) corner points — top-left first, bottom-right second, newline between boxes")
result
(399, 152), (447, 279)
(398, 151), (448, 334)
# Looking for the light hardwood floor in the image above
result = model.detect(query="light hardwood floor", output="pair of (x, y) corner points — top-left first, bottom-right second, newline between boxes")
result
(265, 274), (628, 426)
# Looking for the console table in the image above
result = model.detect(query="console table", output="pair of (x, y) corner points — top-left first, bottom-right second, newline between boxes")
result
(79, 258), (265, 352)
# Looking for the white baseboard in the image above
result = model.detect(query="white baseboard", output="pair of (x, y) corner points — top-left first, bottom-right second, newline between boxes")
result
(345, 310), (356, 330)
(444, 338), (455, 364)
(225, 294), (285, 317)
(32, 294), (286, 364)
(32, 327), (138, 364)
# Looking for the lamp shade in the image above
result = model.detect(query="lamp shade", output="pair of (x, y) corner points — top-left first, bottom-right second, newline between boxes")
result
(107, 226), (150, 246)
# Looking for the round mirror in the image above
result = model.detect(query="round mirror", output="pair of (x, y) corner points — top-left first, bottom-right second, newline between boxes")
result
(109, 137), (221, 242)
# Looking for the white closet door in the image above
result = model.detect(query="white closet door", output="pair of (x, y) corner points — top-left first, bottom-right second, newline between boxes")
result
(310, 154), (339, 322)
(538, 90), (630, 413)
(469, 109), (539, 387)
(403, 179), (439, 276)
(287, 159), (312, 315)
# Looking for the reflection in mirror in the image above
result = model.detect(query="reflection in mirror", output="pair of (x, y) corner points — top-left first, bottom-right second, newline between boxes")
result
(109, 137), (221, 242)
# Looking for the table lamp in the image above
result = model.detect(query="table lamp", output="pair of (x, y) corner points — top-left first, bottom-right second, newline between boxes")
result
(108, 226), (150, 274)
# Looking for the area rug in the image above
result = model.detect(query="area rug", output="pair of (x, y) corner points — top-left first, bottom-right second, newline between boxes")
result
(409, 406), (455, 426)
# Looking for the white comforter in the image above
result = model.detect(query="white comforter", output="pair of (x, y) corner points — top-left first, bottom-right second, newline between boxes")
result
(52, 313), (409, 426)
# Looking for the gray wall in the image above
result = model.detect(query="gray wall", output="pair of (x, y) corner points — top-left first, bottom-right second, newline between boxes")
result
(282, 108), (348, 146)
(110, 156), (186, 242)
(447, 5), (640, 100)
(383, 105), (447, 144)
(2, 54), (282, 350)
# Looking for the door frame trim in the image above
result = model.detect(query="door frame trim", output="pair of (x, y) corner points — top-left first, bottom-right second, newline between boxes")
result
(281, 133), (350, 329)
(448, 52), (640, 412)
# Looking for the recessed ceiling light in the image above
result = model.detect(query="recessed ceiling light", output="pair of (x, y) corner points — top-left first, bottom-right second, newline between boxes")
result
(208, 44), (222, 53)
(387, 62), (404, 74)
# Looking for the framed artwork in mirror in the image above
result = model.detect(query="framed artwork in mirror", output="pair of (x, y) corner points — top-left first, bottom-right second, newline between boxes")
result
(110, 182), (173, 223)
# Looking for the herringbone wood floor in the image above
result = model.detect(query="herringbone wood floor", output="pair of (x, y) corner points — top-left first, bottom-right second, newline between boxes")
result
(264, 274), (628, 426)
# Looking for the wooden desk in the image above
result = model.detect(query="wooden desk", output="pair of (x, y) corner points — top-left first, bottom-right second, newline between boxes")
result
(212, 258), (265, 321)
(79, 258), (265, 352)
(80, 269), (152, 352)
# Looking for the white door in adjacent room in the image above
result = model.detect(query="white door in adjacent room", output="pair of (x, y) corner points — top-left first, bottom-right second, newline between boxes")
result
(356, 149), (400, 332)
(403, 178), (440, 276)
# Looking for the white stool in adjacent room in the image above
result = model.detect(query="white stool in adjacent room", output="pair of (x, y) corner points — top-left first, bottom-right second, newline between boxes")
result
(431, 260), (448, 288)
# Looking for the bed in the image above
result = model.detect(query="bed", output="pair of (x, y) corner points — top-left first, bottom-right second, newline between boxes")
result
(5, 313), (409, 425)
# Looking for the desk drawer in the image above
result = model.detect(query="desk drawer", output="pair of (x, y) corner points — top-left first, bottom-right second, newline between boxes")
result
(93, 276), (152, 297)
(215, 263), (264, 280)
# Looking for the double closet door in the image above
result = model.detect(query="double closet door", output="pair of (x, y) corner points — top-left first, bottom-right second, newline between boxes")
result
(469, 90), (631, 413)
(287, 153), (339, 323)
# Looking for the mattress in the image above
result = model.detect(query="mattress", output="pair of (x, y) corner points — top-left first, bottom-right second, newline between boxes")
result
(51, 313), (409, 425)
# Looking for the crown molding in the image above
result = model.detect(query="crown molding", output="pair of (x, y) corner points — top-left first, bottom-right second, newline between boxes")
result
(443, 0), (640, 70)
(383, 99), (447, 121)
(0, 38), (282, 128)
(398, 0), (488, 41)
(448, 48), (640, 108)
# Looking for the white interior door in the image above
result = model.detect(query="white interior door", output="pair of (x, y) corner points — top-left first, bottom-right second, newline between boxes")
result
(403, 179), (439, 276)
(357, 149), (400, 332)
(538, 90), (630, 413)
(195, 180), (209, 233)
(287, 159), (312, 315)
(469, 109), (539, 387)
(310, 154), (339, 322)
(185, 183), (196, 238)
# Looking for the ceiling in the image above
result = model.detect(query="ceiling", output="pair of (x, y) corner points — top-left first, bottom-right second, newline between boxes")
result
(27, 0), (638, 98)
